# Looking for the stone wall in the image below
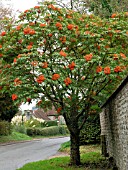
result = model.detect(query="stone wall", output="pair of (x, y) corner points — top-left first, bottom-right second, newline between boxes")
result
(100, 76), (128, 170)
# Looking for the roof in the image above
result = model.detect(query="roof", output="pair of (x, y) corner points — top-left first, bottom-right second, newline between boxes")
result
(101, 75), (128, 108)
(46, 106), (58, 116)
(32, 109), (50, 120)
(32, 107), (58, 120)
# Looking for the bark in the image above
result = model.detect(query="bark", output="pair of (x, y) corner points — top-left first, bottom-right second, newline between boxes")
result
(63, 107), (81, 166)
(70, 130), (80, 165)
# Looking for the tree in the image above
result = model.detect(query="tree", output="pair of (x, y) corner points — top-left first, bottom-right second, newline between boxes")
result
(0, 1), (15, 32)
(0, 1), (127, 165)
(0, 1), (18, 122)
(44, 0), (89, 13)
(0, 92), (18, 122)
(86, 0), (128, 18)
(54, 0), (128, 17)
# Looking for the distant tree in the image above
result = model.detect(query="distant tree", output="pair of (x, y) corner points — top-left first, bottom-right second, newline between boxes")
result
(52, 0), (128, 17)
(87, 0), (128, 18)
(0, 1), (17, 122)
(0, 1), (15, 32)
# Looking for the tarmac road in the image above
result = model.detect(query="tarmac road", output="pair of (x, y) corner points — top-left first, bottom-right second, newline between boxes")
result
(0, 137), (70, 170)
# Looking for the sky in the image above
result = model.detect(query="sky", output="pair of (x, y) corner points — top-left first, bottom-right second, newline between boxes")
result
(3, 0), (69, 12)
(2, 0), (39, 11)
(12, 0), (39, 11)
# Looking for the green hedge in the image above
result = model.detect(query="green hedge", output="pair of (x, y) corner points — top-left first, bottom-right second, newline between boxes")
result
(79, 115), (101, 145)
(26, 125), (68, 136)
(45, 120), (58, 127)
(0, 120), (12, 135)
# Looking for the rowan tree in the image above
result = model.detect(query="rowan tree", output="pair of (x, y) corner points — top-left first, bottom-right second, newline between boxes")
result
(0, 1), (128, 165)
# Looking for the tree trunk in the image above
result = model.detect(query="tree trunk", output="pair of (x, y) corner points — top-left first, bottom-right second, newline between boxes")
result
(63, 107), (81, 166)
(70, 130), (80, 165)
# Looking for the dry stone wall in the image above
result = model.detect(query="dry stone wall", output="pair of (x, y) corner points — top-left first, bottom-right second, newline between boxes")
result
(100, 76), (128, 170)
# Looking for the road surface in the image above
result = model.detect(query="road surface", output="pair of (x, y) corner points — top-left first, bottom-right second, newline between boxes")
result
(0, 137), (70, 170)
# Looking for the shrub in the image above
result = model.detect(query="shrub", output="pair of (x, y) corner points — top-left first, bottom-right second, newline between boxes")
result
(79, 115), (101, 145)
(13, 125), (26, 134)
(26, 127), (35, 136)
(58, 125), (67, 135)
(26, 125), (68, 136)
(45, 120), (58, 127)
(63, 125), (70, 134)
(0, 120), (12, 135)
(40, 121), (48, 128)
(11, 115), (27, 126)
(24, 119), (41, 128)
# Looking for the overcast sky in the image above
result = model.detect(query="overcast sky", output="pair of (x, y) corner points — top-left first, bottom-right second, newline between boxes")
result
(12, 0), (39, 11)
(2, 0), (38, 11)
(2, 0), (69, 12)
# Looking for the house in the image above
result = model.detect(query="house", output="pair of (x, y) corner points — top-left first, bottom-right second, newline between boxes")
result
(23, 107), (65, 125)
(100, 76), (128, 170)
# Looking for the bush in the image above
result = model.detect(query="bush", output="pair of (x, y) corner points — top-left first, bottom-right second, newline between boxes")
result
(13, 125), (26, 134)
(26, 125), (68, 136)
(45, 120), (58, 127)
(11, 115), (27, 126)
(24, 119), (41, 128)
(59, 125), (67, 135)
(0, 120), (12, 135)
(63, 125), (70, 134)
(80, 115), (101, 145)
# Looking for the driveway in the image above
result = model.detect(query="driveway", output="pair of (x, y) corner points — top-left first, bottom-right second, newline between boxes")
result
(0, 137), (70, 170)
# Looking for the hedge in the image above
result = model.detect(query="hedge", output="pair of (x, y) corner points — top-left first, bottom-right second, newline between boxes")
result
(79, 115), (101, 145)
(0, 120), (12, 135)
(45, 120), (58, 127)
(26, 125), (69, 136)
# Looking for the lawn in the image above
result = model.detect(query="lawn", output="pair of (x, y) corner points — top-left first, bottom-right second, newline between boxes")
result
(17, 141), (111, 170)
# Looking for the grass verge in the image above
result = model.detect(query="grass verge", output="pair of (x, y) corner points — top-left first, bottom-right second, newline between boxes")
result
(0, 132), (69, 144)
(0, 131), (32, 144)
(17, 141), (111, 170)
(17, 152), (110, 170)
(59, 141), (101, 154)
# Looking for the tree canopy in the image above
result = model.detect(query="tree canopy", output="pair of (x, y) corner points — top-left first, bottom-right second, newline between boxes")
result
(0, 1), (128, 165)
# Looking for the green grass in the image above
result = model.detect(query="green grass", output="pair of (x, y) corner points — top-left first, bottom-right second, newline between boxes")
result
(17, 141), (110, 170)
(0, 134), (111, 169)
(59, 141), (101, 155)
(0, 131), (69, 144)
(0, 131), (32, 143)
(17, 152), (110, 170)
(59, 140), (71, 151)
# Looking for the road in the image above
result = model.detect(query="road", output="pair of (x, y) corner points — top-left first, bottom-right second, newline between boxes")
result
(0, 137), (70, 170)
